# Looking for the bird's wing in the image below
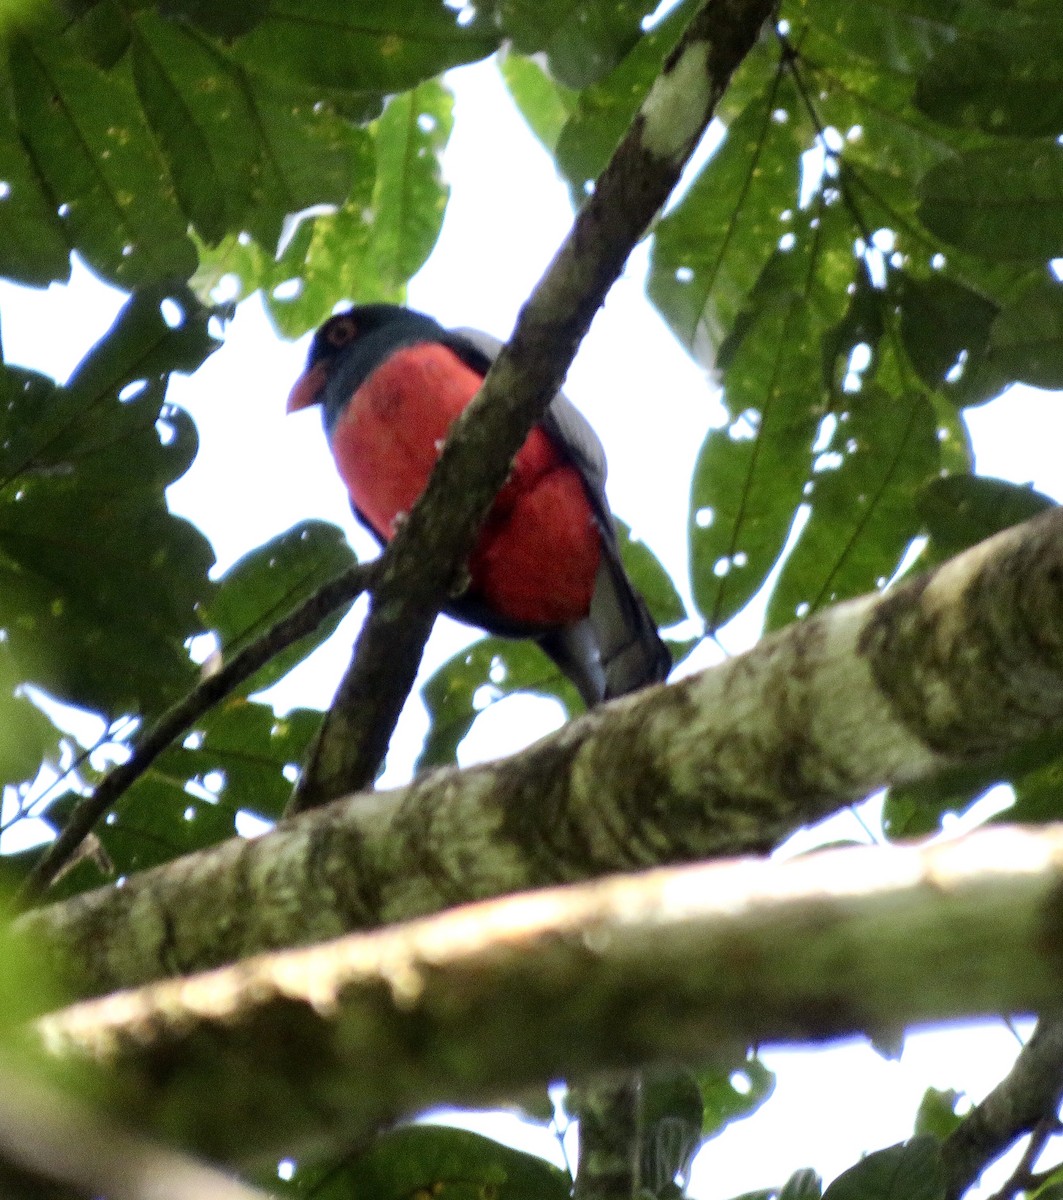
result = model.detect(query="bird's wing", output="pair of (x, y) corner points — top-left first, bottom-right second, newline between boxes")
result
(447, 326), (670, 704)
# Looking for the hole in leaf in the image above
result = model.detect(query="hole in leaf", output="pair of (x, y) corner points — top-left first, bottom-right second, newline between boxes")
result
(160, 298), (184, 328)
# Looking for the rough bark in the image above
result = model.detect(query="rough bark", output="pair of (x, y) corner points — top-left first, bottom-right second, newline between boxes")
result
(20, 508), (1063, 1002)
(289, 0), (778, 811)
(943, 1018), (1063, 1200)
(32, 824), (1063, 1164)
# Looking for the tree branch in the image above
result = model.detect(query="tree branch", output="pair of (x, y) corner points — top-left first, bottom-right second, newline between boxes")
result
(287, 0), (778, 813)
(31, 824), (1063, 1164)
(20, 508), (1063, 999)
(943, 1018), (1063, 1200)
(20, 559), (378, 904)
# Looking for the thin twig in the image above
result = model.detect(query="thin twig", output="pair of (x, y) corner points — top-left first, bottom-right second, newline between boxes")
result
(984, 1116), (1062, 1200)
(20, 559), (378, 903)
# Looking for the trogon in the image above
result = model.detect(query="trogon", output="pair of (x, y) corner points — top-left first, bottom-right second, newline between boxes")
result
(287, 304), (671, 706)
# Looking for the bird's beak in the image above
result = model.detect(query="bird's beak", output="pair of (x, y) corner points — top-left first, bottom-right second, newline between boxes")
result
(286, 363), (328, 413)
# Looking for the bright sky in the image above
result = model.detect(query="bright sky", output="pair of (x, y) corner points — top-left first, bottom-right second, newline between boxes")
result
(2, 52), (1060, 1200)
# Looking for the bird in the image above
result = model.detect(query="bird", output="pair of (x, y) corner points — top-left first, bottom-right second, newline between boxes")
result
(287, 303), (670, 706)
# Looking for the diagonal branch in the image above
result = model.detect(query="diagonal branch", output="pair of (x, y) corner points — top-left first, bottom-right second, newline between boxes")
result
(31, 824), (1063, 1164)
(20, 559), (378, 904)
(943, 1018), (1063, 1200)
(19, 506), (1063, 1000)
(287, 0), (780, 813)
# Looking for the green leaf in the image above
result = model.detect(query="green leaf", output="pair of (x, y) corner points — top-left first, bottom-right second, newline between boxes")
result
(615, 519), (686, 628)
(918, 142), (1063, 262)
(1001, 752), (1063, 826)
(794, 0), (965, 75)
(498, 51), (578, 156)
(554, 0), (696, 204)
(10, 33), (197, 287)
(60, 0), (132, 69)
(641, 1070), (705, 1195)
(648, 65), (806, 368)
(0, 61), (69, 286)
(688, 204), (856, 630)
(154, 700), (320, 824)
(1030, 1168), (1063, 1200)
(697, 1056), (776, 1139)
(418, 636), (580, 771)
(158, 0), (271, 39)
(894, 273), (998, 397)
(230, 0), (498, 94)
(917, 474), (1056, 564)
(294, 1124), (571, 1200)
(916, 21), (1063, 138)
(489, 0), (660, 89)
(254, 82), (452, 335)
(200, 520), (358, 694)
(0, 286), (219, 716)
(914, 1088), (964, 1141)
(780, 1170), (823, 1200)
(42, 703), (320, 897)
(822, 1138), (945, 1200)
(766, 385), (939, 631)
(236, 74), (359, 246)
(983, 279), (1063, 391)
(0, 688), (60, 789)
(369, 80), (454, 294)
(130, 11), (262, 245)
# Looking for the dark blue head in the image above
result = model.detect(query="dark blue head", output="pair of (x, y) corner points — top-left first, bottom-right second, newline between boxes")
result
(287, 305), (448, 436)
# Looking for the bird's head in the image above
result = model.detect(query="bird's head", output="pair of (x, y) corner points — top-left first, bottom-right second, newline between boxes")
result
(287, 305), (445, 418)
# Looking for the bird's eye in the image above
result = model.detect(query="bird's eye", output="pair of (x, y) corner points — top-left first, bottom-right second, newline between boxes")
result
(325, 316), (357, 348)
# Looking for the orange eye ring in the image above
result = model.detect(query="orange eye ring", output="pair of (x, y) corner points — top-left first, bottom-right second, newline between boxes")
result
(324, 315), (357, 347)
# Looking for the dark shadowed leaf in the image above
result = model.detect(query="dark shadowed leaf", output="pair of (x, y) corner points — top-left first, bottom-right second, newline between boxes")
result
(230, 0), (497, 94)
(918, 142), (1063, 262)
(218, 82), (452, 337)
(917, 474), (1056, 564)
(983, 279), (1063, 391)
(158, 0), (270, 39)
(798, 0), (965, 75)
(489, 0), (659, 90)
(780, 1170), (823, 1200)
(0, 286), (219, 717)
(154, 700), (320, 823)
(822, 1137), (944, 1200)
(285, 1124), (570, 1200)
(40, 702), (320, 897)
(916, 21), (1063, 138)
(130, 11), (263, 245)
(894, 273), (998, 399)
(0, 62), (70, 286)
(9, 31), (197, 287)
(199, 520), (358, 694)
